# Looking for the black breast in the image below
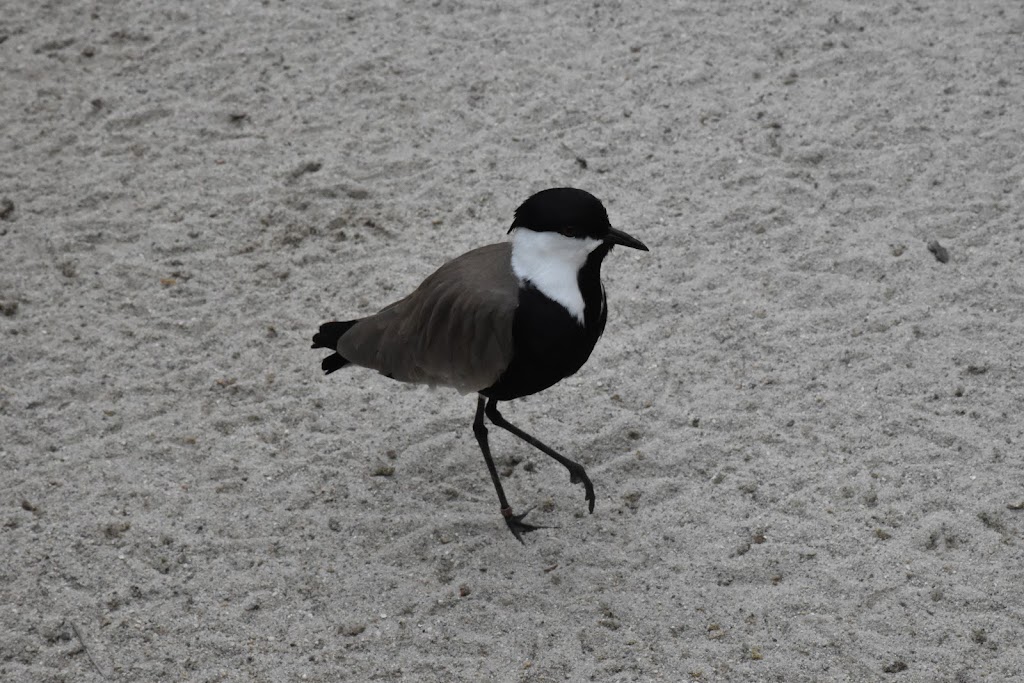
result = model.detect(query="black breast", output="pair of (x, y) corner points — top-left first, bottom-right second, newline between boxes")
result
(482, 244), (611, 401)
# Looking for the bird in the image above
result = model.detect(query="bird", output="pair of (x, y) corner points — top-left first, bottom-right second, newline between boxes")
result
(311, 187), (649, 542)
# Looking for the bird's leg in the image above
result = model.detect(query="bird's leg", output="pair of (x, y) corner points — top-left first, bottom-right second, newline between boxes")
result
(484, 397), (596, 514)
(473, 395), (543, 543)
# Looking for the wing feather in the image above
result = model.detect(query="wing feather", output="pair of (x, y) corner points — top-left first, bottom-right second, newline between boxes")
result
(337, 243), (518, 392)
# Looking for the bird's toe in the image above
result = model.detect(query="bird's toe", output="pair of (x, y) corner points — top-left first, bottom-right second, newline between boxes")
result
(568, 466), (596, 514)
(502, 506), (550, 544)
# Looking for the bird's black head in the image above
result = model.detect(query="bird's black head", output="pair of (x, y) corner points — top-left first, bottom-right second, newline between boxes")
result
(509, 187), (648, 251)
(509, 188), (609, 240)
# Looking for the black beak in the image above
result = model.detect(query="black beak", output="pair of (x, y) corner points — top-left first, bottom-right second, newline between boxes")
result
(606, 226), (649, 251)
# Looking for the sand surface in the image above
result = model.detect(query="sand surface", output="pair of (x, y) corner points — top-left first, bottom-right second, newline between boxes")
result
(3, 1), (1024, 681)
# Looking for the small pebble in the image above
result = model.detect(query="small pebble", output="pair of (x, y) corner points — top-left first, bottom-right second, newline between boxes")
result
(0, 198), (14, 220)
(927, 240), (949, 263)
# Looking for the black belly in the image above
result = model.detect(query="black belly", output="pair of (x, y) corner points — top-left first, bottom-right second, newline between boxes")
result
(482, 286), (606, 401)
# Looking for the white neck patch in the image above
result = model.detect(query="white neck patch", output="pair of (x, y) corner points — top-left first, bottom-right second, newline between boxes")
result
(510, 228), (603, 324)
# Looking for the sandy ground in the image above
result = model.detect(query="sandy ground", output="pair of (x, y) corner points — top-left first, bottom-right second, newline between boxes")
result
(3, 1), (1024, 681)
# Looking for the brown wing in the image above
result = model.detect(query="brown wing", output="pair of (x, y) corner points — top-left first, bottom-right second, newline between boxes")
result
(337, 243), (519, 393)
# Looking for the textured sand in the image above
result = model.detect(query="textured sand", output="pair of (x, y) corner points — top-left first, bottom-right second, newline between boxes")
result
(2, 1), (1024, 681)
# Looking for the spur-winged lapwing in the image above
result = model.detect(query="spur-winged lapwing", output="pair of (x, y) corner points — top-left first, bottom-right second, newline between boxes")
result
(312, 187), (648, 542)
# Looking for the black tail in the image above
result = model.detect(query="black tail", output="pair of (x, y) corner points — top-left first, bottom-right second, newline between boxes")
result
(311, 320), (358, 375)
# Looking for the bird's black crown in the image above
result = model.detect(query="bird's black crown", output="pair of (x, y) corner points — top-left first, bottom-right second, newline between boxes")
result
(508, 187), (612, 240)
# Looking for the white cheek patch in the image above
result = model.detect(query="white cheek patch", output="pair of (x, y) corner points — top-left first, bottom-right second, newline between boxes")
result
(510, 228), (602, 324)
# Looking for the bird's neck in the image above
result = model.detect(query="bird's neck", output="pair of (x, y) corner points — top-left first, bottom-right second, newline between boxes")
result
(577, 243), (612, 327)
(510, 229), (603, 324)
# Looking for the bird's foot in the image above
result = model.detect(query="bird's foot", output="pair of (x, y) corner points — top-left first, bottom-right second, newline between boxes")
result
(567, 464), (596, 514)
(501, 506), (549, 544)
